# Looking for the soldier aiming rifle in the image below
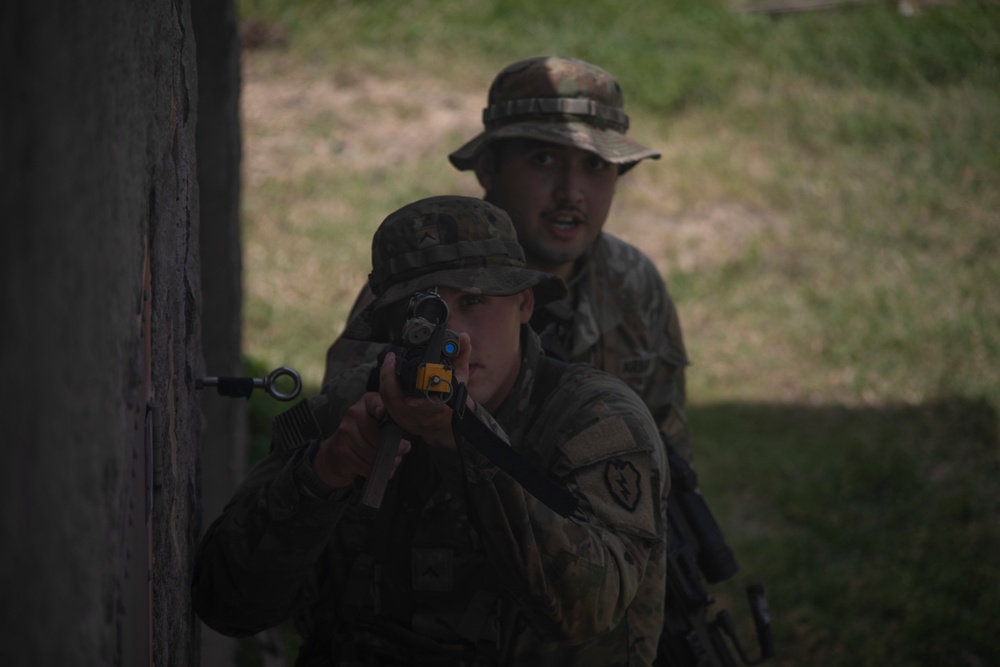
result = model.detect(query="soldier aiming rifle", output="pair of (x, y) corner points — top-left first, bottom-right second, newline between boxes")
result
(322, 57), (775, 666)
(193, 196), (671, 665)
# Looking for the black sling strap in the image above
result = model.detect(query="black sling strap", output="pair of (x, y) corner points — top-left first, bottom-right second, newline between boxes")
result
(358, 360), (578, 518)
(447, 374), (578, 518)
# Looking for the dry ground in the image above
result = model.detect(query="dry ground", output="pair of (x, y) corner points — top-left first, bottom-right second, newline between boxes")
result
(240, 50), (782, 389)
(241, 50), (779, 264)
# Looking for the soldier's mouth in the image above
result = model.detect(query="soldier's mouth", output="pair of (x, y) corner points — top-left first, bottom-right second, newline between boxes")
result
(545, 212), (584, 239)
(552, 215), (579, 230)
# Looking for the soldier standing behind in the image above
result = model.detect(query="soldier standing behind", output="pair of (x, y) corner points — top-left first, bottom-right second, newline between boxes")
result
(193, 196), (669, 665)
(324, 56), (692, 462)
(318, 58), (772, 666)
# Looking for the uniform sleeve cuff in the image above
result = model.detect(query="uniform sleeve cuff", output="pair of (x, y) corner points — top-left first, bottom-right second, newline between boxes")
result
(296, 439), (356, 501)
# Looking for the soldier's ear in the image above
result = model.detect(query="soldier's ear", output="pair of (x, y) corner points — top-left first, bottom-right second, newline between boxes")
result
(517, 288), (535, 324)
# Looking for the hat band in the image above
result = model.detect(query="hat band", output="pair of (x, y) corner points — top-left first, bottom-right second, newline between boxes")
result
(371, 238), (526, 294)
(483, 97), (629, 132)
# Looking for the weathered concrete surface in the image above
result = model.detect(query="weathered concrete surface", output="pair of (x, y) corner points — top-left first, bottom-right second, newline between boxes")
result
(1, 1), (204, 665)
(193, 0), (246, 664)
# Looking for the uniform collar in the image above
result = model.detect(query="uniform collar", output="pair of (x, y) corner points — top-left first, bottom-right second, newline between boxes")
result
(490, 326), (543, 445)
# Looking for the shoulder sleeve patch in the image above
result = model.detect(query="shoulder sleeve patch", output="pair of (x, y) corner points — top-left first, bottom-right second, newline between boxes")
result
(605, 459), (642, 512)
(572, 449), (663, 540)
(557, 415), (664, 540)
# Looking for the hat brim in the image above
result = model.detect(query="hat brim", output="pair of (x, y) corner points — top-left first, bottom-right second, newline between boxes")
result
(448, 120), (661, 171)
(342, 265), (567, 342)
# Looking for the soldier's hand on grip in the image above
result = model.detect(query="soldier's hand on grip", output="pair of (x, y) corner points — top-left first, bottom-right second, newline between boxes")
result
(312, 392), (412, 489)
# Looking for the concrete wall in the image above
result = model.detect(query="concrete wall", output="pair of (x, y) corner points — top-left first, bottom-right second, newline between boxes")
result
(192, 1), (247, 664)
(0, 1), (218, 664)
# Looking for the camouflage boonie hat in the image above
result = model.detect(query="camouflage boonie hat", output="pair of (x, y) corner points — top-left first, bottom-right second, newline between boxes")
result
(448, 56), (660, 171)
(343, 195), (568, 342)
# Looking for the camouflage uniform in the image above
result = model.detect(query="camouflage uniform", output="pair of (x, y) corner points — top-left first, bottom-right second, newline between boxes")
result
(325, 57), (692, 460)
(530, 233), (691, 460)
(193, 196), (669, 666)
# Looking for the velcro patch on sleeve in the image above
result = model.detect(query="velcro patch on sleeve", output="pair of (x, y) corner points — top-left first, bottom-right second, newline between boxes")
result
(561, 416), (661, 540)
(560, 414), (649, 465)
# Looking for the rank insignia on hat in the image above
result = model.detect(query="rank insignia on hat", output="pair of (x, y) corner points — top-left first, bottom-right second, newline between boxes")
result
(416, 224), (440, 249)
(605, 459), (641, 512)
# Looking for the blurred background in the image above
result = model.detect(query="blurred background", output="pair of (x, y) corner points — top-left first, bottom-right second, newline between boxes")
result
(231, 1), (1000, 665)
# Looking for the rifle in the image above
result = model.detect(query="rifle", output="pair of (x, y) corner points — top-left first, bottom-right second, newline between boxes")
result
(359, 290), (578, 520)
(657, 444), (774, 666)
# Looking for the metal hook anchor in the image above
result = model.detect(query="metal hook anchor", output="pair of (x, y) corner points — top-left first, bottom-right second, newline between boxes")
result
(196, 366), (303, 401)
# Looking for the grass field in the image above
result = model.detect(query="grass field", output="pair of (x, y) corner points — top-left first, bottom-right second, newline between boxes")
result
(233, 1), (1000, 665)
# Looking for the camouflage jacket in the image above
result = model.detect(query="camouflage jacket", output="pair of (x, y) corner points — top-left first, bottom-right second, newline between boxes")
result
(322, 232), (692, 460)
(532, 232), (691, 460)
(194, 328), (668, 666)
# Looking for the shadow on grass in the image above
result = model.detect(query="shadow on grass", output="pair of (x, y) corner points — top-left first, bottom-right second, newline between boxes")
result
(238, 363), (999, 666)
(691, 397), (1000, 667)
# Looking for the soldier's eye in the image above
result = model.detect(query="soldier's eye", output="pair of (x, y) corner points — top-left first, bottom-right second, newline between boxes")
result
(529, 152), (555, 166)
(586, 155), (610, 171)
(460, 295), (484, 307)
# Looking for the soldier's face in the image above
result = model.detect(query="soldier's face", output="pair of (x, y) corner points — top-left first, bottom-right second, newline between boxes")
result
(475, 139), (618, 281)
(436, 287), (534, 412)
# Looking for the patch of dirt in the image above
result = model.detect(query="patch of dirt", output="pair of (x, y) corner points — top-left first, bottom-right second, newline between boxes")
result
(241, 54), (483, 180)
(614, 197), (777, 276)
(240, 51), (780, 275)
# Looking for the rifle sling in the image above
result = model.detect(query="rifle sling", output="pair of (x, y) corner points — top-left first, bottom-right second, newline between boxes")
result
(449, 390), (578, 518)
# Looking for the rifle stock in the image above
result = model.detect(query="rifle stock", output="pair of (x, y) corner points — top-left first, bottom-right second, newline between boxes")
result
(655, 441), (774, 667)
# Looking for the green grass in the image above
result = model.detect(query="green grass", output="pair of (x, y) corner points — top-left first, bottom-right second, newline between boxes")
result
(695, 398), (999, 665)
(234, 1), (1000, 665)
